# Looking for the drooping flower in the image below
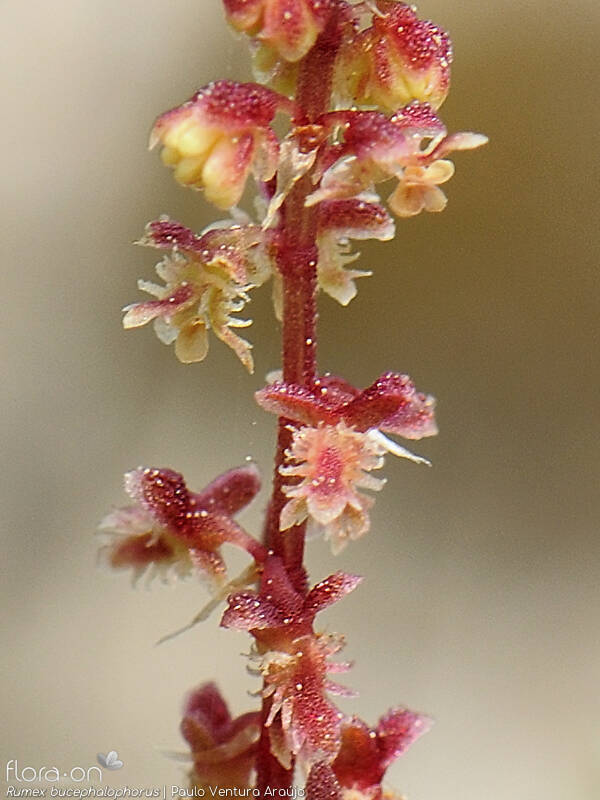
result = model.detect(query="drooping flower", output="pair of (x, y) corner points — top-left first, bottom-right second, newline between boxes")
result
(181, 683), (260, 790)
(222, 0), (334, 63)
(122, 217), (272, 372)
(269, 194), (395, 313)
(331, 710), (431, 799)
(150, 80), (293, 208)
(387, 103), (485, 217)
(305, 708), (430, 800)
(256, 371), (437, 553)
(221, 557), (360, 767)
(222, 554), (362, 645)
(98, 464), (264, 585)
(316, 197), (395, 305)
(337, 2), (453, 112)
(308, 103), (487, 217)
(255, 632), (353, 767)
(388, 158), (455, 217)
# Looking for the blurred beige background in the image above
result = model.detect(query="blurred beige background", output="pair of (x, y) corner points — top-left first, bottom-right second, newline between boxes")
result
(1, 1), (599, 798)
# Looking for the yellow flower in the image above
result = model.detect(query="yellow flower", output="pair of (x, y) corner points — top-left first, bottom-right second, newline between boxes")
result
(388, 159), (455, 217)
(150, 80), (291, 209)
(123, 219), (270, 372)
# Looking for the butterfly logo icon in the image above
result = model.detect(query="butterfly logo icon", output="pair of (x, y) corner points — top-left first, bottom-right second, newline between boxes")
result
(97, 751), (124, 770)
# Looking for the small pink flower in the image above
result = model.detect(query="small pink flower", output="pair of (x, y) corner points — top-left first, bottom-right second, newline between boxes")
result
(388, 103), (486, 216)
(279, 422), (387, 554)
(122, 218), (271, 371)
(223, 0), (334, 63)
(99, 464), (263, 585)
(150, 81), (293, 208)
(181, 683), (260, 790)
(222, 557), (360, 768)
(256, 371), (436, 553)
(336, 2), (452, 113)
(256, 633), (352, 767)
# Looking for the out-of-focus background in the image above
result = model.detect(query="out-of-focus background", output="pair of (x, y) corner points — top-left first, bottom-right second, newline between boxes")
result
(2, 1), (599, 798)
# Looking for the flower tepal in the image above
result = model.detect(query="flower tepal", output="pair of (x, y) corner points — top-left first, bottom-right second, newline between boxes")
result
(150, 80), (293, 209)
(223, 0), (334, 63)
(331, 709), (431, 798)
(305, 708), (430, 800)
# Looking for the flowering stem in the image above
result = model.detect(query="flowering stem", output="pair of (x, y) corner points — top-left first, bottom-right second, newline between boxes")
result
(264, 8), (341, 571)
(258, 20), (341, 792)
(264, 181), (319, 587)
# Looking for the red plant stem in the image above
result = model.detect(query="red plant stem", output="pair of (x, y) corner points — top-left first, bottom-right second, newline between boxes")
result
(264, 8), (342, 579)
(255, 700), (293, 797)
(264, 174), (319, 586)
(257, 16), (341, 794)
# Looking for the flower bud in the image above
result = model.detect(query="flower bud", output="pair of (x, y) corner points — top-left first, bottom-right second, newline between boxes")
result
(339, 2), (452, 112)
(223, 0), (333, 63)
(150, 80), (291, 208)
(181, 684), (260, 791)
